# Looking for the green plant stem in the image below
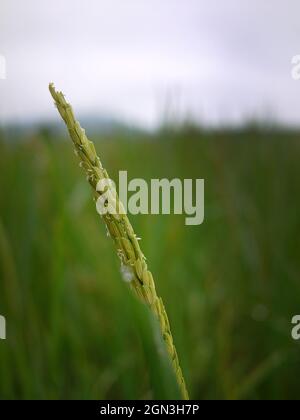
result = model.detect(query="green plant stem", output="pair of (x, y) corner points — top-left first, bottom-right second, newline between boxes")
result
(49, 83), (189, 400)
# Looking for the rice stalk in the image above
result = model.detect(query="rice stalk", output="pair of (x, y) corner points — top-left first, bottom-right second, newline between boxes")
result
(48, 83), (189, 400)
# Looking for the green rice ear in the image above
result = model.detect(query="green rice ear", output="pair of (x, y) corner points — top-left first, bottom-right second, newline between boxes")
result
(49, 83), (189, 400)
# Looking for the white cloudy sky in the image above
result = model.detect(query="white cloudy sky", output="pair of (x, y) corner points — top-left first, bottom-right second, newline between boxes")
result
(0, 0), (300, 128)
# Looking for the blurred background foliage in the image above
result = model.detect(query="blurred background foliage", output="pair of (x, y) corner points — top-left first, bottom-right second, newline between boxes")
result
(0, 124), (299, 399)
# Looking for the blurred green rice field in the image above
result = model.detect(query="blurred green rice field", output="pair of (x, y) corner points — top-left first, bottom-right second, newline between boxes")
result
(0, 126), (299, 399)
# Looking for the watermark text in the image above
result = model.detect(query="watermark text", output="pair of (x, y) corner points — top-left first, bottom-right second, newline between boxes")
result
(0, 54), (6, 80)
(291, 315), (300, 340)
(291, 55), (300, 80)
(0, 315), (6, 340)
(95, 171), (204, 226)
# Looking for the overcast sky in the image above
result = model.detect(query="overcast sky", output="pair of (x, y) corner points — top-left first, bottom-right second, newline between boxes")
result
(1, 0), (300, 128)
